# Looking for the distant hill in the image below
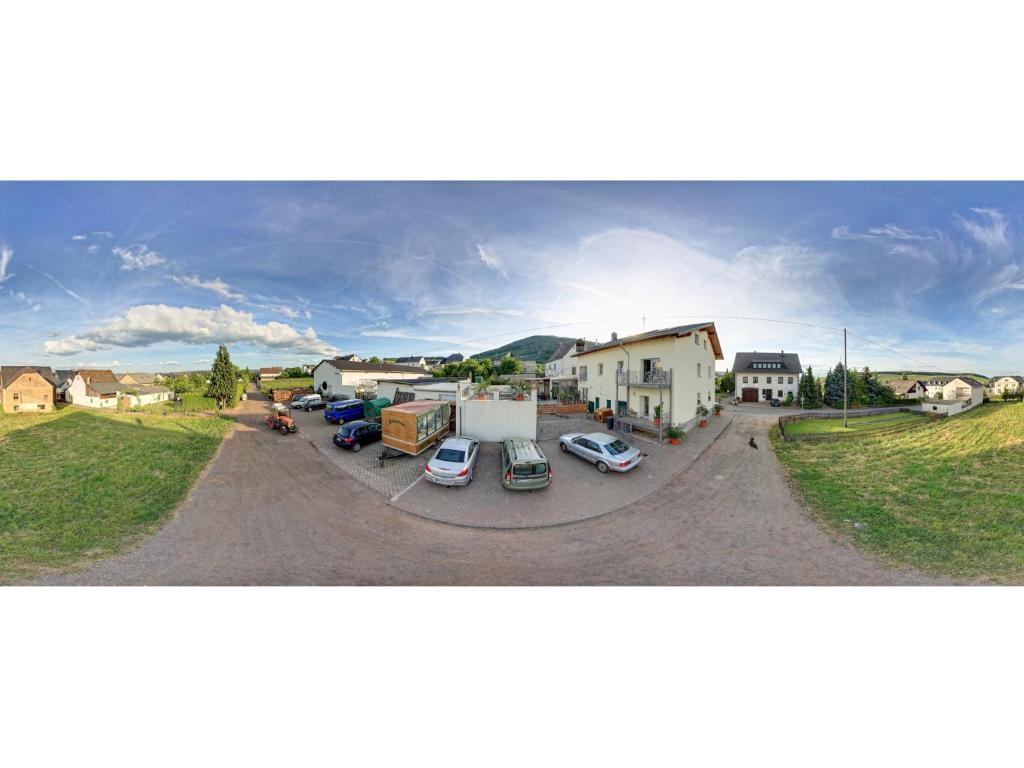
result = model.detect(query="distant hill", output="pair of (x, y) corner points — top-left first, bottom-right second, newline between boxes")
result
(875, 371), (991, 384)
(471, 335), (576, 363)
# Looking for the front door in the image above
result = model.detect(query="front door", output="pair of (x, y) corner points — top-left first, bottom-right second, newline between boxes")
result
(762, 388), (773, 401)
(742, 387), (757, 402)
(641, 395), (650, 417)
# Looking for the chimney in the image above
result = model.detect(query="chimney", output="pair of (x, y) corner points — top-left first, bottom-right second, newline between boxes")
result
(611, 332), (618, 342)
(575, 338), (585, 353)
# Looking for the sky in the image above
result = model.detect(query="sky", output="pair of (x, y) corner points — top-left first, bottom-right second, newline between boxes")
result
(0, 181), (1022, 376)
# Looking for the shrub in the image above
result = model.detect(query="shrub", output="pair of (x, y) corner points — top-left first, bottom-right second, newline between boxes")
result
(180, 393), (217, 412)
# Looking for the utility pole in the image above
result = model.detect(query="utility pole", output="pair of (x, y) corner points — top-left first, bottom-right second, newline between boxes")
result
(843, 327), (848, 428)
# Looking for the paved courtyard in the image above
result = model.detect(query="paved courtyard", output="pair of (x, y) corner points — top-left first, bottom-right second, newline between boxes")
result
(34, 395), (941, 585)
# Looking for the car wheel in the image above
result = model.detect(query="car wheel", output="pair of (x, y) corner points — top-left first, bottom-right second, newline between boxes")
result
(279, 425), (288, 435)
(559, 442), (568, 453)
(352, 442), (362, 453)
(596, 461), (609, 473)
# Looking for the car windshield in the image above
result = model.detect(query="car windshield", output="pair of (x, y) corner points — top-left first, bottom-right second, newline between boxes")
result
(435, 448), (465, 463)
(338, 426), (354, 436)
(604, 439), (632, 455)
(513, 462), (547, 476)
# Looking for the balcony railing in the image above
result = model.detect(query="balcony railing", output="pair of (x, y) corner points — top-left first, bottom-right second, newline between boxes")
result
(616, 369), (672, 387)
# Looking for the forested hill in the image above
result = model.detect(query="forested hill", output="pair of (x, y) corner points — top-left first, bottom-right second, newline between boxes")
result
(471, 335), (576, 363)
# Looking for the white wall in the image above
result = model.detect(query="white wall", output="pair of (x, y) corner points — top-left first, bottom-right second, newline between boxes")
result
(66, 375), (117, 408)
(734, 370), (799, 402)
(455, 385), (537, 441)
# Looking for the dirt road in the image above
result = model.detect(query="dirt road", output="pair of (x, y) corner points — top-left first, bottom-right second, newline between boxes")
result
(36, 397), (935, 585)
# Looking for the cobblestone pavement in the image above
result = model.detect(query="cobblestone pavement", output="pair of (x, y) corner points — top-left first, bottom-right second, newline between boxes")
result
(34, 394), (941, 585)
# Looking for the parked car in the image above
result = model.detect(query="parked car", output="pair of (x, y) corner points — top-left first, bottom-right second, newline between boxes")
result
(501, 438), (551, 491)
(332, 420), (382, 452)
(558, 432), (642, 473)
(424, 437), (480, 486)
(770, 398), (781, 407)
(290, 394), (325, 411)
(324, 398), (365, 424)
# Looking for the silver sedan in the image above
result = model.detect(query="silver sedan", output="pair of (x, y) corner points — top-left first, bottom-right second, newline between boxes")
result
(558, 432), (643, 473)
(424, 437), (481, 487)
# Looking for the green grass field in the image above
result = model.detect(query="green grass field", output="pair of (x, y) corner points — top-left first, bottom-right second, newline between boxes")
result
(0, 407), (233, 583)
(773, 403), (1024, 581)
(784, 411), (922, 435)
(260, 377), (313, 394)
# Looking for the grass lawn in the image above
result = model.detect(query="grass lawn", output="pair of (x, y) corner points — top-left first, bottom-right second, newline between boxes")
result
(772, 403), (1024, 581)
(0, 407), (234, 583)
(260, 377), (313, 394)
(784, 411), (923, 435)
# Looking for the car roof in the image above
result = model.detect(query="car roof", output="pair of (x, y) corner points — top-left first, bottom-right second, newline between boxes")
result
(585, 432), (625, 444)
(330, 399), (362, 406)
(339, 420), (371, 428)
(504, 438), (545, 461)
(438, 436), (475, 449)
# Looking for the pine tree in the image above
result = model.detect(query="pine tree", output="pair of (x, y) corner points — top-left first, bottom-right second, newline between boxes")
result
(798, 366), (823, 409)
(824, 362), (849, 408)
(207, 344), (236, 409)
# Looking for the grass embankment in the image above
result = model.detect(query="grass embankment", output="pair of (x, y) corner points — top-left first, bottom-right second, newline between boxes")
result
(773, 403), (1024, 581)
(260, 377), (313, 395)
(0, 407), (234, 583)
(783, 411), (922, 436)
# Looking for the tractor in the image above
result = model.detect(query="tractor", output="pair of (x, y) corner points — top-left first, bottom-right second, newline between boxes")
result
(265, 402), (298, 434)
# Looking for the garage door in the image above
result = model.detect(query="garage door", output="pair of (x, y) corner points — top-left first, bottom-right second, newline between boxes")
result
(742, 388), (758, 402)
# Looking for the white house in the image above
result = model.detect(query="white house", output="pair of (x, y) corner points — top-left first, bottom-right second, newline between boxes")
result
(922, 376), (985, 415)
(313, 358), (425, 399)
(570, 322), (723, 431)
(890, 378), (929, 399)
(455, 381), (537, 441)
(394, 356), (428, 369)
(989, 375), (1024, 396)
(732, 351), (802, 403)
(374, 376), (467, 404)
(66, 371), (172, 408)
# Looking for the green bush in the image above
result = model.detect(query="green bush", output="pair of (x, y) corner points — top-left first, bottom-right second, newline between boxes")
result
(180, 393), (217, 412)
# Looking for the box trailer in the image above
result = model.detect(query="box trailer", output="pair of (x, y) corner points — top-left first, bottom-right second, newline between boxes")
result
(381, 399), (451, 455)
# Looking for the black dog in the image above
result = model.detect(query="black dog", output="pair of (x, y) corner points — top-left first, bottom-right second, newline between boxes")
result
(749, 437), (759, 449)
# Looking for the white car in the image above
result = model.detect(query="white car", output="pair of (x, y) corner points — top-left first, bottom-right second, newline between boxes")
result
(424, 437), (481, 487)
(558, 432), (643, 473)
(290, 394), (324, 411)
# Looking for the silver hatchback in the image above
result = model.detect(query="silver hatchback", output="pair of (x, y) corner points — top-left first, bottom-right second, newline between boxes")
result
(558, 432), (643, 473)
(424, 437), (481, 487)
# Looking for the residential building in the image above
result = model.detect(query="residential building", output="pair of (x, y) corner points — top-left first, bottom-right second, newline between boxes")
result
(923, 376), (956, 398)
(989, 375), (1024, 395)
(117, 372), (159, 386)
(65, 370), (121, 408)
(732, 351), (802, 403)
(923, 376), (985, 415)
(259, 367), (283, 380)
(395, 356), (428, 369)
(535, 339), (595, 399)
(374, 376), (466, 403)
(572, 323), (723, 431)
(0, 366), (57, 413)
(890, 379), (928, 399)
(312, 358), (426, 399)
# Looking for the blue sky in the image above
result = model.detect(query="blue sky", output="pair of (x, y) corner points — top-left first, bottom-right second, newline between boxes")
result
(0, 181), (1022, 375)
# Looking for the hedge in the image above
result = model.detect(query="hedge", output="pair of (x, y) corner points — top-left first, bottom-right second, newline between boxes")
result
(180, 393), (218, 412)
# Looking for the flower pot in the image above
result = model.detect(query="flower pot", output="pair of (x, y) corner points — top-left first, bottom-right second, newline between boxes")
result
(669, 437), (681, 445)
(477, 395), (485, 400)
(699, 419), (708, 428)
(653, 418), (661, 427)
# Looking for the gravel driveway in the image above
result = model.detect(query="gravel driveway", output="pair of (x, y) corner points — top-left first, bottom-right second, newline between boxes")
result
(34, 398), (938, 585)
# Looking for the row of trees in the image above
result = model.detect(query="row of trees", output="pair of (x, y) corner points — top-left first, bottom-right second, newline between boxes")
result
(1000, 384), (1024, 402)
(818, 363), (898, 408)
(432, 354), (524, 381)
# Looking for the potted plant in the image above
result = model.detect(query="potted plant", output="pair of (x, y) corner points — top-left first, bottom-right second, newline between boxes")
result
(511, 381), (530, 401)
(713, 402), (722, 416)
(653, 404), (662, 426)
(696, 402), (709, 428)
(474, 380), (490, 400)
(666, 425), (684, 445)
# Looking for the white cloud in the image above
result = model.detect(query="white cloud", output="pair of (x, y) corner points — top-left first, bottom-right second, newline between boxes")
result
(115, 244), (166, 271)
(71, 234), (87, 241)
(30, 267), (90, 306)
(87, 245), (99, 254)
(170, 274), (245, 301)
(0, 243), (13, 283)
(157, 360), (180, 366)
(43, 304), (339, 357)
(477, 243), (507, 278)
(832, 224), (930, 241)
(92, 231), (115, 238)
(956, 207), (1009, 249)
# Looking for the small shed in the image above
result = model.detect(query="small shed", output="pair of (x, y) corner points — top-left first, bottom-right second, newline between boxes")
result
(362, 397), (391, 421)
(381, 399), (452, 455)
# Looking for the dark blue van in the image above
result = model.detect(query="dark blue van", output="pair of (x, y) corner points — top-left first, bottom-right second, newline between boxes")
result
(324, 399), (365, 424)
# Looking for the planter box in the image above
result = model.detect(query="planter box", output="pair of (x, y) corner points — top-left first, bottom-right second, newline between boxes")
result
(555, 403), (587, 414)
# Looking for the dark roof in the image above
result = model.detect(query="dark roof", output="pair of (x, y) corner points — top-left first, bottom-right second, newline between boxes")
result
(546, 339), (596, 363)
(135, 384), (171, 395)
(890, 379), (927, 395)
(1, 365), (58, 387)
(574, 323), (724, 360)
(76, 369), (119, 384)
(55, 369), (76, 383)
(317, 358), (426, 375)
(954, 376), (985, 388)
(89, 381), (127, 396)
(732, 351), (803, 374)
(122, 372), (157, 384)
(991, 375), (1024, 384)
(394, 356), (425, 364)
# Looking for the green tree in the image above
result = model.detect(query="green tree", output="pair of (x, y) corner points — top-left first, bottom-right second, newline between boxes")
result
(498, 355), (524, 375)
(717, 370), (735, 395)
(206, 344), (236, 409)
(368, 356), (382, 364)
(798, 366), (823, 409)
(823, 362), (851, 408)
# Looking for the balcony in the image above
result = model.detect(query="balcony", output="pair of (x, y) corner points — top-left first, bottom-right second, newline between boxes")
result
(616, 369), (672, 387)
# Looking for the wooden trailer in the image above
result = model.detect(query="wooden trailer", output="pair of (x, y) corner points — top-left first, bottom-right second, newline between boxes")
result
(381, 399), (452, 456)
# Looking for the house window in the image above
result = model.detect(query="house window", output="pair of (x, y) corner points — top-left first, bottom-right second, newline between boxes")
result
(571, 366), (576, 375)
(697, 362), (702, 378)
(753, 377), (759, 384)
(13, 393), (18, 400)
(695, 334), (699, 346)
(616, 360), (623, 371)
(742, 376), (748, 383)
(778, 390), (783, 397)
(766, 376), (772, 384)
(788, 377), (793, 384)
(598, 363), (604, 376)
(704, 339), (707, 350)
